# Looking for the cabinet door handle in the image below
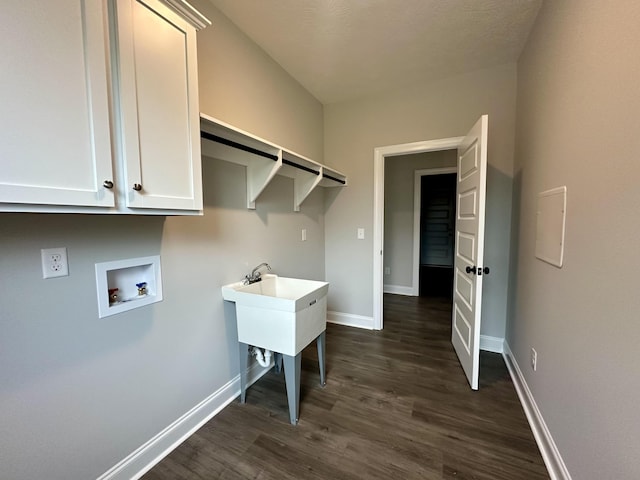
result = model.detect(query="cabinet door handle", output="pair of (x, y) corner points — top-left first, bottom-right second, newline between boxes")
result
(103, 180), (114, 189)
(132, 183), (142, 191)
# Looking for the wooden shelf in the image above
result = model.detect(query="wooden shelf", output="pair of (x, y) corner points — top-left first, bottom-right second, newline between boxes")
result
(200, 114), (346, 210)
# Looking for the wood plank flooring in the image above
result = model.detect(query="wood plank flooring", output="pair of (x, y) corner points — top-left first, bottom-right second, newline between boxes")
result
(143, 294), (548, 479)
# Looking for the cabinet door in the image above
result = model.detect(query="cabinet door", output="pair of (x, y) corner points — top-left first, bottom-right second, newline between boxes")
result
(0, 0), (115, 208)
(113, 0), (203, 211)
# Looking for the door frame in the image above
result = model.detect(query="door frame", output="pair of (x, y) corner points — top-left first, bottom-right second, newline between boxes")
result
(373, 137), (464, 330)
(412, 167), (458, 296)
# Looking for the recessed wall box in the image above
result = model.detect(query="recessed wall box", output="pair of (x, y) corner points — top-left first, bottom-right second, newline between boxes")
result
(95, 255), (163, 318)
(535, 186), (567, 268)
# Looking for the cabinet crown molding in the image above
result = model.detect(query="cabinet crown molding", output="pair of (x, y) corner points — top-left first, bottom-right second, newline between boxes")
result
(161, 0), (211, 30)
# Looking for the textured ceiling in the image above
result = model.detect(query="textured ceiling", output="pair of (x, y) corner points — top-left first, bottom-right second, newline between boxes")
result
(209, 0), (542, 104)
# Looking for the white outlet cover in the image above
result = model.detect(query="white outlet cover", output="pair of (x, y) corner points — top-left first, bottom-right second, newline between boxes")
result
(357, 228), (365, 239)
(41, 247), (69, 279)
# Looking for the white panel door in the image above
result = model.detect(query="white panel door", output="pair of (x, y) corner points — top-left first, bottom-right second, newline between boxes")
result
(0, 0), (114, 207)
(451, 115), (488, 390)
(113, 0), (202, 211)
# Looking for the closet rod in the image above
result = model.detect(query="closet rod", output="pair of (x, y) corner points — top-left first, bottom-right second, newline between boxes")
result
(323, 173), (346, 185)
(201, 130), (345, 183)
(282, 159), (320, 176)
(200, 131), (278, 161)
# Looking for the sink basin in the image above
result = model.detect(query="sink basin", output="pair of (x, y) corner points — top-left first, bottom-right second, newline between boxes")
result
(222, 274), (329, 356)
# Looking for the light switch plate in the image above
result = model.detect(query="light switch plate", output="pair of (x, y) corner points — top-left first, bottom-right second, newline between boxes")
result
(357, 228), (365, 240)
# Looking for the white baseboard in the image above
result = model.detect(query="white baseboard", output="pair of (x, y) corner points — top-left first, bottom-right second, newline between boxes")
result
(502, 342), (572, 480)
(383, 284), (416, 296)
(480, 335), (504, 353)
(327, 311), (374, 330)
(97, 362), (272, 480)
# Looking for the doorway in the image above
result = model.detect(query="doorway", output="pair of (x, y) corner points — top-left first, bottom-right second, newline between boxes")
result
(413, 167), (457, 299)
(373, 137), (464, 330)
(418, 171), (456, 298)
(374, 115), (489, 391)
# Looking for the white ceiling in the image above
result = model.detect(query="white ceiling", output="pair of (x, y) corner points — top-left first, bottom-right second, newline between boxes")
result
(208, 0), (542, 104)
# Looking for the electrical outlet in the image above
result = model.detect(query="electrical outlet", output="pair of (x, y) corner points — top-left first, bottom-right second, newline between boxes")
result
(531, 348), (537, 371)
(41, 247), (69, 279)
(357, 228), (365, 240)
(384, 267), (391, 275)
(301, 229), (307, 241)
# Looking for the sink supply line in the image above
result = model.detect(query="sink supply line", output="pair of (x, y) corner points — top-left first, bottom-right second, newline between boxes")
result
(251, 346), (272, 367)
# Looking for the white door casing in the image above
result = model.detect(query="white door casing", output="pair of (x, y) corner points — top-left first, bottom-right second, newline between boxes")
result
(412, 167), (457, 296)
(451, 115), (488, 390)
(373, 137), (463, 330)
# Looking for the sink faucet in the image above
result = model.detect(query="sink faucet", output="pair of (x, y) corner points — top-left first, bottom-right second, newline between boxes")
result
(244, 262), (271, 284)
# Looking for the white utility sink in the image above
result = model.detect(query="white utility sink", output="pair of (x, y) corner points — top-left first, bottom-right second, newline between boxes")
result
(221, 274), (329, 356)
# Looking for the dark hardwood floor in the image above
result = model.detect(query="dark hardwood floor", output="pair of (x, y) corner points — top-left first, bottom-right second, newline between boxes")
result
(143, 295), (548, 479)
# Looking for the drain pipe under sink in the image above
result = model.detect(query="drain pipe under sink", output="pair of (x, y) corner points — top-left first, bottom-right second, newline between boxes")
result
(251, 346), (272, 367)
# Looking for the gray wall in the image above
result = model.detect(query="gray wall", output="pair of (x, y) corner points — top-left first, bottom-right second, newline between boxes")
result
(324, 63), (517, 338)
(0, 2), (325, 479)
(383, 150), (457, 289)
(509, 1), (640, 478)
(193, 0), (323, 160)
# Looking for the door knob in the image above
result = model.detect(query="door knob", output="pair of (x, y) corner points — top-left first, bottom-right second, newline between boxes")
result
(466, 265), (490, 275)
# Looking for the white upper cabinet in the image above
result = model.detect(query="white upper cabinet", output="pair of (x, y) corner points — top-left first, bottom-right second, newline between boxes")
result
(111, 0), (205, 211)
(0, 0), (210, 214)
(0, 0), (115, 208)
